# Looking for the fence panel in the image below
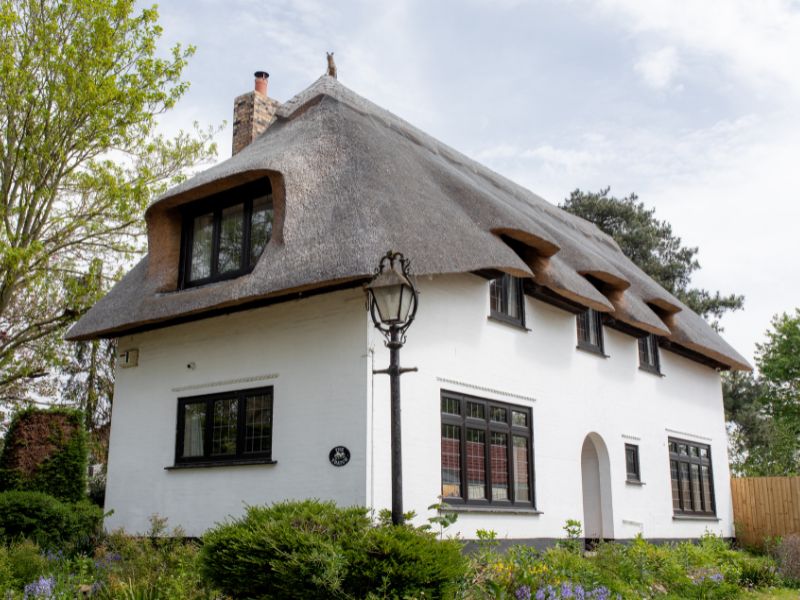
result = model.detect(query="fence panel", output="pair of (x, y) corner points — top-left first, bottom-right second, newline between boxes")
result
(731, 476), (800, 548)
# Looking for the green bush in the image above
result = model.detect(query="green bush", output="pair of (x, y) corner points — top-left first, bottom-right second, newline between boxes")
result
(346, 523), (467, 598)
(0, 407), (88, 502)
(0, 490), (103, 552)
(200, 499), (468, 599)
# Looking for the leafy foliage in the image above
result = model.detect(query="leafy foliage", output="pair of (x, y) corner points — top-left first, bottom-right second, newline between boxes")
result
(200, 499), (468, 599)
(470, 530), (781, 599)
(0, 0), (217, 402)
(0, 407), (87, 501)
(726, 310), (800, 476)
(559, 188), (743, 323)
(0, 491), (103, 552)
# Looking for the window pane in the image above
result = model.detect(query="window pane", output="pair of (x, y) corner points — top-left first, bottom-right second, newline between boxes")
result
(699, 447), (709, 459)
(441, 396), (460, 416)
(506, 277), (520, 319)
(244, 392), (272, 454)
(182, 403), (206, 458)
(701, 466), (713, 512)
(250, 194), (273, 267)
(489, 278), (503, 314)
(211, 398), (238, 456)
(577, 310), (589, 343)
(512, 410), (528, 427)
(626, 446), (638, 479)
(678, 444), (688, 455)
(679, 462), (691, 510)
(690, 464), (702, 511)
(189, 213), (214, 281)
(218, 204), (244, 274)
(467, 402), (485, 420)
(589, 309), (600, 346)
(490, 432), (509, 501)
(490, 406), (507, 423)
(513, 436), (530, 502)
(466, 429), (486, 500)
(670, 460), (681, 510)
(690, 446), (699, 458)
(441, 425), (461, 498)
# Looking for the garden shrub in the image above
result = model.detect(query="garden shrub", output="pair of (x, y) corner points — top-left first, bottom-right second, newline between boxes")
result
(0, 407), (88, 502)
(345, 522), (467, 598)
(0, 490), (103, 551)
(776, 534), (800, 585)
(200, 499), (468, 599)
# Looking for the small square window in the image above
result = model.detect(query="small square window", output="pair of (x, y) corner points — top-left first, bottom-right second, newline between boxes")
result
(489, 274), (525, 327)
(490, 406), (507, 423)
(175, 386), (273, 466)
(625, 444), (640, 482)
(577, 308), (604, 354)
(638, 334), (661, 374)
(180, 179), (273, 288)
(466, 401), (485, 420)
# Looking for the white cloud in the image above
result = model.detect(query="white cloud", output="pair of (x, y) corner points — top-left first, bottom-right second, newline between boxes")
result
(597, 0), (800, 100)
(634, 46), (679, 89)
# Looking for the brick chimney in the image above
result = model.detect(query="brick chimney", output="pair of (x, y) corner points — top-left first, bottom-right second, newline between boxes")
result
(232, 71), (280, 155)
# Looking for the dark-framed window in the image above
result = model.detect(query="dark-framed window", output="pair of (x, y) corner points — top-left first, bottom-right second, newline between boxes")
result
(625, 443), (641, 482)
(489, 274), (525, 327)
(668, 437), (715, 516)
(638, 334), (661, 374)
(175, 386), (274, 466)
(179, 178), (273, 288)
(440, 391), (535, 508)
(577, 308), (604, 354)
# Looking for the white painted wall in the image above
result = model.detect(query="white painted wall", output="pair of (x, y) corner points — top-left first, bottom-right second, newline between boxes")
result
(105, 288), (369, 536)
(105, 273), (733, 541)
(370, 274), (733, 541)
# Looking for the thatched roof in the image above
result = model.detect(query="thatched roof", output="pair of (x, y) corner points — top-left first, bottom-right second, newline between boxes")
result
(67, 75), (750, 371)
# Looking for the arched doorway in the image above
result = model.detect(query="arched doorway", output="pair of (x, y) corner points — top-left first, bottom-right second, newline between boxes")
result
(581, 433), (614, 544)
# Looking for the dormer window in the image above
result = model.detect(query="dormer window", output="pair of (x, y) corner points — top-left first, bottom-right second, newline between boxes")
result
(180, 179), (273, 288)
(638, 334), (661, 374)
(489, 274), (525, 327)
(576, 308), (604, 354)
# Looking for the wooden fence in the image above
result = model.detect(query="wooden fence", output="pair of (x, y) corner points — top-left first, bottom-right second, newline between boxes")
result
(731, 476), (800, 548)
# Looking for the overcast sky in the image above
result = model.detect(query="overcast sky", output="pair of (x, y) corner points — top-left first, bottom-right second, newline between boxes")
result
(151, 0), (800, 366)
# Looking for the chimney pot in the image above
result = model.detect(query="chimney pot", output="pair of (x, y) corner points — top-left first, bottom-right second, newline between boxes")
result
(254, 71), (269, 96)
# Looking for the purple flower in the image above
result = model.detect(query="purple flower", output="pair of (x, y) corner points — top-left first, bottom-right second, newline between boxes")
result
(574, 584), (585, 600)
(535, 589), (546, 600)
(24, 576), (55, 599)
(561, 582), (574, 598)
(516, 585), (532, 600)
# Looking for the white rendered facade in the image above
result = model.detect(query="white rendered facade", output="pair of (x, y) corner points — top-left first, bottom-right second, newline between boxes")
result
(105, 273), (732, 540)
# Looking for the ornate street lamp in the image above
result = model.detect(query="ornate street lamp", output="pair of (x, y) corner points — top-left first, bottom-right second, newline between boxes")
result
(366, 251), (419, 525)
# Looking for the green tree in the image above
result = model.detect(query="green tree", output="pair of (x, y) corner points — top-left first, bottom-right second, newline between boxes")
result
(560, 187), (743, 322)
(727, 310), (800, 476)
(0, 0), (217, 401)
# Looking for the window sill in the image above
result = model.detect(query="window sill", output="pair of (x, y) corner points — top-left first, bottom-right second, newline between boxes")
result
(165, 458), (277, 470)
(487, 314), (529, 331)
(672, 514), (720, 522)
(440, 504), (543, 516)
(576, 343), (608, 358)
(638, 365), (664, 377)
(625, 479), (645, 486)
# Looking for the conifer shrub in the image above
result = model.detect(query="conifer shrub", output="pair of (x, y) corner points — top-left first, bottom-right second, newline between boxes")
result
(0, 490), (103, 552)
(200, 499), (468, 599)
(0, 407), (88, 502)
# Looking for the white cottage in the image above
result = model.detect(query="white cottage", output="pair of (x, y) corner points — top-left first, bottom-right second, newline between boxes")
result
(68, 70), (750, 544)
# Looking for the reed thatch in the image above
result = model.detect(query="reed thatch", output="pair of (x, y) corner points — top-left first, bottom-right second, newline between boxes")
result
(67, 75), (749, 371)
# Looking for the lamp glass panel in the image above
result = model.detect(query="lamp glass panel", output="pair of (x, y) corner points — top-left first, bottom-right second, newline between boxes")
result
(398, 284), (414, 323)
(373, 284), (403, 324)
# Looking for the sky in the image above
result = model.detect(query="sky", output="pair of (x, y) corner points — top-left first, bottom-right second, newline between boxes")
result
(151, 0), (800, 366)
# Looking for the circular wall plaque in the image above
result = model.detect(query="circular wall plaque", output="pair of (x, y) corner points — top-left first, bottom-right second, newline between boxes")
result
(329, 446), (351, 467)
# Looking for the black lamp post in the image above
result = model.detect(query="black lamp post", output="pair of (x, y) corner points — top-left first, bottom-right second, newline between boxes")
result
(365, 251), (419, 526)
